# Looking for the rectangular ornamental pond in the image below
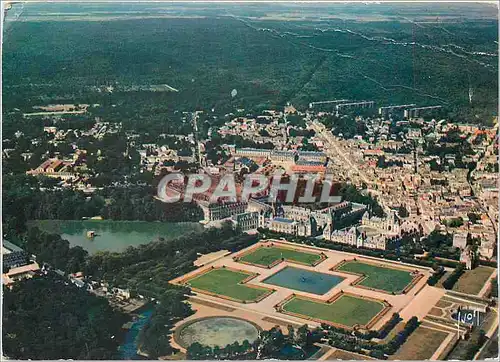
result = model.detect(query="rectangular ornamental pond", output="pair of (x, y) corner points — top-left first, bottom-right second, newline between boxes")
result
(262, 266), (345, 295)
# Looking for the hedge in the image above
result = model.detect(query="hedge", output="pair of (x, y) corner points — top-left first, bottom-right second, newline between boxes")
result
(427, 267), (446, 286)
(377, 313), (401, 339)
(442, 264), (466, 290)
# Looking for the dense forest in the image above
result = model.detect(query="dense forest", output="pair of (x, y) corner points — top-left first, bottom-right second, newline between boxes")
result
(2, 275), (128, 359)
(3, 3), (497, 124)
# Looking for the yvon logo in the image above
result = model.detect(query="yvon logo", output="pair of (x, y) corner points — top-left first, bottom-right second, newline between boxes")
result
(454, 308), (483, 326)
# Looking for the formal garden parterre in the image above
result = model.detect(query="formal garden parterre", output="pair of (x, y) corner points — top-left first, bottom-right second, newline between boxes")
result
(275, 292), (391, 330)
(167, 240), (458, 359)
(176, 266), (274, 303)
(235, 243), (326, 268)
(171, 240), (431, 335)
(332, 259), (422, 294)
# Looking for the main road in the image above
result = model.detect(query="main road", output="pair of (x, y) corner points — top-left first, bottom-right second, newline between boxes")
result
(309, 120), (371, 186)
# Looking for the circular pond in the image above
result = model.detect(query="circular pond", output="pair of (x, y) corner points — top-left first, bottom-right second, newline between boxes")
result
(175, 316), (261, 348)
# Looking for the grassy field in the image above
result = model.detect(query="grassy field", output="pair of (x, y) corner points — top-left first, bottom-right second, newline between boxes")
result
(337, 261), (414, 293)
(327, 349), (374, 360)
(186, 268), (271, 302)
(282, 294), (385, 328)
(391, 326), (449, 360)
(452, 266), (495, 295)
(239, 246), (322, 267)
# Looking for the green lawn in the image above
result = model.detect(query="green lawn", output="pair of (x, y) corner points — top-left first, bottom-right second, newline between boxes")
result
(282, 294), (385, 328)
(186, 268), (271, 302)
(452, 266), (495, 295)
(239, 246), (322, 267)
(391, 326), (449, 360)
(337, 261), (414, 294)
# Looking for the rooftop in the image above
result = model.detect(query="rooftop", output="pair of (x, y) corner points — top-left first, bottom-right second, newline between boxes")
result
(273, 217), (295, 224)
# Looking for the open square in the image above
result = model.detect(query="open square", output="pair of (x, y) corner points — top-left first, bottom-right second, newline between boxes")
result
(237, 244), (324, 268)
(334, 260), (417, 294)
(262, 266), (345, 295)
(183, 267), (273, 303)
(278, 293), (389, 329)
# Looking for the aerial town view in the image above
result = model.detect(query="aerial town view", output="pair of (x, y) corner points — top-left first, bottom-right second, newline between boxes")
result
(1, 1), (498, 361)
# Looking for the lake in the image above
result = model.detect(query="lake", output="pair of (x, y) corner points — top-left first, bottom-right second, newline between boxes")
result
(29, 220), (204, 253)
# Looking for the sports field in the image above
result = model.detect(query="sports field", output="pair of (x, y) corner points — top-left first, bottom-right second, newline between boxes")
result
(281, 294), (385, 328)
(239, 246), (322, 267)
(185, 268), (272, 302)
(337, 261), (414, 294)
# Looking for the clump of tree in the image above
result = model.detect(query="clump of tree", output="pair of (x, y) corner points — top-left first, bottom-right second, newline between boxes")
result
(377, 313), (402, 339)
(323, 316), (420, 359)
(427, 265), (446, 286)
(137, 288), (194, 358)
(462, 329), (488, 360)
(448, 328), (488, 360)
(2, 174), (105, 237)
(2, 274), (127, 360)
(99, 186), (203, 222)
(321, 322), (384, 341)
(445, 217), (464, 228)
(398, 205), (409, 218)
(23, 227), (88, 273)
(442, 264), (466, 290)
(337, 184), (384, 217)
(379, 316), (420, 356)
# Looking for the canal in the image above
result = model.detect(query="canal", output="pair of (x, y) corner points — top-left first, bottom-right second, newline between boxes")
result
(119, 308), (154, 359)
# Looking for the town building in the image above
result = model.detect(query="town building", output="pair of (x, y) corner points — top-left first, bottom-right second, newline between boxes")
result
(270, 150), (296, 164)
(235, 148), (272, 158)
(297, 151), (327, 163)
(2, 263), (40, 286)
(453, 232), (468, 249)
(232, 211), (260, 232)
(26, 158), (76, 180)
(200, 202), (248, 222)
(323, 210), (401, 250)
(2, 239), (29, 270)
(361, 210), (400, 235)
(291, 160), (326, 174)
(267, 217), (311, 237)
(325, 225), (391, 250)
(460, 245), (477, 270)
